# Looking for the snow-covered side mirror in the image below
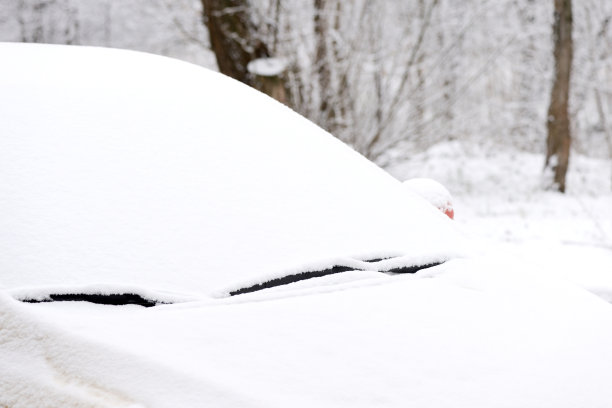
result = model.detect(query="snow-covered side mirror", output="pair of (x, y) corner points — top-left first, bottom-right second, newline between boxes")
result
(403, 178), (454, 220)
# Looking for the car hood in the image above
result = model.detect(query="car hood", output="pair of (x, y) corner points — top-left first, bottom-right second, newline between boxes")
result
(3, 257), (612, 408)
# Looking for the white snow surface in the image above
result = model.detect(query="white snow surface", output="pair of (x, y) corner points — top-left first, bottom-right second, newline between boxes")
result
(0, 43), (463, 299)
(387, 141), (612, 300)
(4, 258), (612, 408)
(246, 57), (287, 77)
(403, 178), (453, 212)
(3, 44), (612, 407)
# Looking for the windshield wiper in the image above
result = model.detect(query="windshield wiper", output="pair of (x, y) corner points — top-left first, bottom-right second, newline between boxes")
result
(21, 293), (165, 307)
(229, 261), (442, 296)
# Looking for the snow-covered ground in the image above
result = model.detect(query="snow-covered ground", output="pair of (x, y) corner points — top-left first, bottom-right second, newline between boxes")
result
(388, 141), (612, 301)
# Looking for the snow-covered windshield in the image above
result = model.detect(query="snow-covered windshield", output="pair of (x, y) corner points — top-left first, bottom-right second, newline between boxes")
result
(0, 43), (465, 299)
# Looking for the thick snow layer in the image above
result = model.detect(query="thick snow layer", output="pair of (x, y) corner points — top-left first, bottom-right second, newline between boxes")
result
(403, 178), (453, 212)
(4, 44), (612, 408)
(0, 43), (464, 298)
(5, 258), (612, 408)
(247, 57), (287, 77)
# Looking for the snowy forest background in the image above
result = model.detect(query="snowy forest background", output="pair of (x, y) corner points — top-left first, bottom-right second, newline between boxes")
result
(1, 0), (611, 189)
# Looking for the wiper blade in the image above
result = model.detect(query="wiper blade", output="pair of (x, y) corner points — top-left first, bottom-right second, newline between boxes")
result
(229, 265), (355, 296)
(21, 293), (165, 307)
(229, 261), (442, 296)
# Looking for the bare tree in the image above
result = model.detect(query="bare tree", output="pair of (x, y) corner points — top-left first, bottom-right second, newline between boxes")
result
(313, 0), (332, 127)
(201, 0), (288, 103)
(201, 0), (269, 84)
(313, 0), (351, 136)
(545, 0), (573, 192)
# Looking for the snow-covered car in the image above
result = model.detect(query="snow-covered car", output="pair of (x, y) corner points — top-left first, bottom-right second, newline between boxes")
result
(2, 43), (612, 408)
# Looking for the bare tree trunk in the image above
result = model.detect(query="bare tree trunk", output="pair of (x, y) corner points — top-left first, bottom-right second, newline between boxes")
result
(545, 0), (573, 193)
(516, 0), (538, 149)
(594, 89), (612, 189)
(201, 0), (292, 105)
(314, 0), (334, 131)
(201, 0), (269, 87)
(251, 71), (287, 104)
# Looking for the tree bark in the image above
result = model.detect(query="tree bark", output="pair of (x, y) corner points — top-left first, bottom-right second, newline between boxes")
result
(201, 0), (269, 87)
(314, 0), (334, 129)
(251, 71), (287, 104)
(545, 0), (573, 193)
(594, 89), (612, 188)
